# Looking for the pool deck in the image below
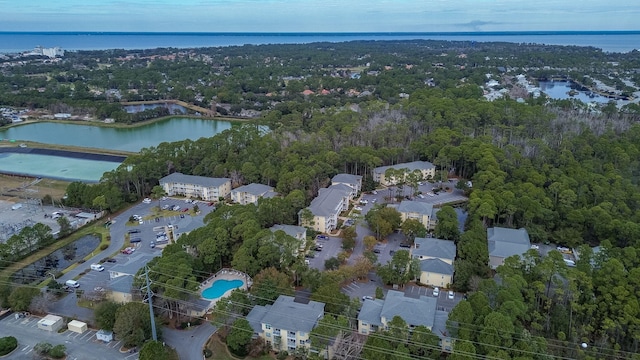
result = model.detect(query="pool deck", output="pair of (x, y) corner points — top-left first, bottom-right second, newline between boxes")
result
(200, 268), (253, 310)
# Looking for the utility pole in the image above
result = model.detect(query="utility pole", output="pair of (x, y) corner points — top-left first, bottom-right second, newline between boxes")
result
(142, 266), (158, 341)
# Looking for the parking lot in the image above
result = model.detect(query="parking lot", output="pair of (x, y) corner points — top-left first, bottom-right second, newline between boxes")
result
(0, 313), (137, 360)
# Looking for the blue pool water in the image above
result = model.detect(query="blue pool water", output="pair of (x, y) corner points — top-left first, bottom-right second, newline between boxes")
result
(202, 279), (244, 300)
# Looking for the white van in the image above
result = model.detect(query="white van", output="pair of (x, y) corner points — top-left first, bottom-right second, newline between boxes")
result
(90, 264), (105, 272)
(65, 280), (80, 288)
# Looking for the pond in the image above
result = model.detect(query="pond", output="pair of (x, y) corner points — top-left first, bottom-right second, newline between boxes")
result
(0, 117), (237, 152)
(11, 234), (100, 284)
(538, 81), (616, 104)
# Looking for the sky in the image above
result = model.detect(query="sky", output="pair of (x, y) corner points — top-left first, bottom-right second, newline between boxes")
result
(0, 0), (637, 33)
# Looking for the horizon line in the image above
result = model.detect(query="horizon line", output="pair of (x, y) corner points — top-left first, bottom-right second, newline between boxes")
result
(1, 30), (640, 36)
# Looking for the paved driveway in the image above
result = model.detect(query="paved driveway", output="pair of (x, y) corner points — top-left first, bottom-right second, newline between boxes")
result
(0, 313), (136, 360)
(162, 322), (217, 360)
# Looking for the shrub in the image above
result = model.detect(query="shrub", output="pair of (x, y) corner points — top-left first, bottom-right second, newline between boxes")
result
(0, 336), (18, 356)
(48, 344), (66, 359)
(100, 244), (108, 250)
(277, 351), (289, 360)
(203, 348), (213, 358)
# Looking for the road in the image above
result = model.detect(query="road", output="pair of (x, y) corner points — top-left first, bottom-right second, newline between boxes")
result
(162, 322), (217, 360)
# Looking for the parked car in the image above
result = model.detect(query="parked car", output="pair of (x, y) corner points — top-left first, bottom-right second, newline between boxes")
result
(362, 296), (374, 301)
(121, 247), (135, 254)
(172, 205), (181, 211)
(531, 244), (540, 250)
(448, 290), (455, 300)
(360, 199), (368, 204)
(150, 241), (156, 248)
(372, 190), (378, 195)
(90, 264), (105, 272)
(130, 237), (142, 243)
(433, 287), (440, 297)
(399, 243), (411, 248)
(161, 204), (169, 210)
(417, 194), (425, 199)
(128, 229), (140, 234)
(354, 206), (363, 211)
(316, 235), (328, 240)
(142, 198), (151, 204)
(182, 208), (189, 212)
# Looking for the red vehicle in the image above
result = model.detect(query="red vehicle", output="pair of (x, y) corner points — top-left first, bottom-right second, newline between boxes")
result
(182, 208), (189, 212)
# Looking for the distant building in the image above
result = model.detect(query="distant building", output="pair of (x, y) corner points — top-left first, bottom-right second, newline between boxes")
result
(299, 186), (351, 233)
(487, 227), (531, 269)
(246, 295), (325, 353)
(373, 161), (436, 186)
(396, 200), (437, 230)
(230, 183), (277, 205)
(331, 173), (363, 197)
(412, 237), (456, 287)
(270, 224), (308, 256)
(358, 290), (437, 335)
(159, 172), (231, 201)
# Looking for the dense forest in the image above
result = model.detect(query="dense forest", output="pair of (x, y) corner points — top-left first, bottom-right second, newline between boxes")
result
(5, 40), (640, 358)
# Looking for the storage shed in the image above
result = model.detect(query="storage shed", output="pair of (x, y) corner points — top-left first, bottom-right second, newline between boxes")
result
(96, 329), (113, 343)
(67, 320), (87, 334)
(37, 314), (64, 332)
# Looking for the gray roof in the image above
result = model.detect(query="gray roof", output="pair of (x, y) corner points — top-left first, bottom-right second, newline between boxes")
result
(374, 161), (435, 175)
(398, 200), (433, 216)
(107, 275), (134, 293)
(328, 183), (354, 194)
(357, 299), (384, 326)
(232, 183), (275, 196)
(420, 258), (454, 275)
(308, 188), (347, 217)
(359, 290), (437, 329)
(270, 224), (306, 239)
(413, 238), (456, 261)
(246, 295), (324, 334)
(159, 172), (230, 188)
(247, 304), (270, 334)
(331, 173), (362, 184)
(487, 227), (531, 258)
(381, 290), (437, 328)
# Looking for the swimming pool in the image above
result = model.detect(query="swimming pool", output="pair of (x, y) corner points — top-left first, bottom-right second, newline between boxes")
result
(202, 279), (244, 300)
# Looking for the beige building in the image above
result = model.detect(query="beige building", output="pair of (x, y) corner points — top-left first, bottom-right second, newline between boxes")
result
(397, 200), (438, 230)
(299, 186), (351, 233)
(487, 227), (531, 269)
(411, 237), (456, 287)
(159, 172), (231, 201)
(357, 290), (437, 335)
(246, 295), (325, 353)
(373, 161), (435, 186)
(230, 183), (277, 205)
(331, 173), (363, 197)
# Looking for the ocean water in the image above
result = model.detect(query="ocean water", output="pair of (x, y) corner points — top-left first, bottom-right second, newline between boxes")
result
(0, 31), (638, 54)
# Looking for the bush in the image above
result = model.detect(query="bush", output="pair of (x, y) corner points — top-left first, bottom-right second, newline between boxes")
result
(99, 244), (108, 250)
(277, 350), (289, 360)
(49, 344), (66, 359)
(203, 348), (213, 358)
(0, 336), (18, 356)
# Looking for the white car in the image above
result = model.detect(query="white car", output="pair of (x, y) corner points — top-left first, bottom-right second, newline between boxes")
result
(372, 190), (378, 195)
(360, 199), (368, 204)
(418, 194), (425, 199)
(142, 198), (151, 204)
(354, 206), (363, 211)
(448, 290), (455, 300)
(531, 244), (540, 250)
(433, 287), (440, 297)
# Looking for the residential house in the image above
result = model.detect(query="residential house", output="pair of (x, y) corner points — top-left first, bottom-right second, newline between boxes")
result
(231, 183), (277, 205)
(397, 200), (437, 230)
(247, 295), (325, 353)
(487, 227), (531, 269)
(331, 173), (363, 196)
(159, 172), (231, 201)
(270, 224), (308, 256)
(299, 187), (351, 233)
(373, 161), (436, 186)
(412, 237), (456, 287)
(358, 290), (437, 335)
